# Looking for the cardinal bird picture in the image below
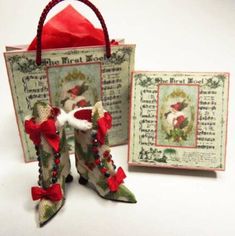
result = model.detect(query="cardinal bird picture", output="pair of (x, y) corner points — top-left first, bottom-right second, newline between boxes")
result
(164, 100), (189, 129)
(163, 100), (189, 142)
(157, 85), (198, 147)
(61, 83), (91, 112)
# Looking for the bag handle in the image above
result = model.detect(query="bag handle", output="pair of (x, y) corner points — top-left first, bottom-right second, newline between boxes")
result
(36, 0), (111, 65)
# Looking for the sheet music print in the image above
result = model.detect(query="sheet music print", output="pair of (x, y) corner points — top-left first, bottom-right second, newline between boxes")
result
(129, 72), (229, 170)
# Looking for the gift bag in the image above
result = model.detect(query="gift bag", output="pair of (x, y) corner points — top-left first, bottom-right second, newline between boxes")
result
(4, 0), (135, 162)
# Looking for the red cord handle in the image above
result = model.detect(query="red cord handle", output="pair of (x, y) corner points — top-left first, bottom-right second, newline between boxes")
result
(36, 0), (111, 65)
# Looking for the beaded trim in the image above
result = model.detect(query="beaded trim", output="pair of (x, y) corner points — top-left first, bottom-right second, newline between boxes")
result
(35, 145), (42, 186)
(91, 130), (116, 178)
(35, 130), (61, 187)
(52, 130), (61, 184)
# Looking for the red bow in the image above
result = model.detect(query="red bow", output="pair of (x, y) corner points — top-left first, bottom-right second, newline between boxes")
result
(25, 118), (60, 152)
(97, 112), (112, 145)
(107, 167), (126, 192)
(31, 184), (63, 201)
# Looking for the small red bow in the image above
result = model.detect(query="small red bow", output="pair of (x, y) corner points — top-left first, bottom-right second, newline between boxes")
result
(97, 112), (112, 145)
(25, 118), (60, 152)
(107, 167), (126, 192)
(31, 184), (63, 201)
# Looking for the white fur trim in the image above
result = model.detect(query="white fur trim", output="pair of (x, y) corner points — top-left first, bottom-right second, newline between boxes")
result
(67, 108), (92, 130)
(56, 109), (68, 127)
(57, 107), (92, 130)
(56, 102), (107, 130)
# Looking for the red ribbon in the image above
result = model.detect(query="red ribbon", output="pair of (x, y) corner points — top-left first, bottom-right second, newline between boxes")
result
(31, 184), (63, 201)
(96, 112), (112, 145)
(107, 167), (126, 192)
(25, 118), (60, 152)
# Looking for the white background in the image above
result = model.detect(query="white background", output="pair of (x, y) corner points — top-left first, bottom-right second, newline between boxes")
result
(0, 0), (235, 235)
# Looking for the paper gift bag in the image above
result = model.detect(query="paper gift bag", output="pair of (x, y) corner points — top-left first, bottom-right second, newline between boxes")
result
(4, 0), (135, 162)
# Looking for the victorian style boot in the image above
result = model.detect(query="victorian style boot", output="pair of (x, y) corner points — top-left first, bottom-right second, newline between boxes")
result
(71, 102), (137, 203)
(25, 101), (73, 226)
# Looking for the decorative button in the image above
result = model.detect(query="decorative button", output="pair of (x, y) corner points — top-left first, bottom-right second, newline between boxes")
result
(104, 172), (110, 178)
(95, 159), (101, 165)
(52, 177), (57, 184)
(53, 165), (58, 170)
(54, 152), (61, 158)
(91, 131), (97, 138)
(100, 167), (107, 174)
(103, 150), (110, 158)
(92, 147), (98, 153)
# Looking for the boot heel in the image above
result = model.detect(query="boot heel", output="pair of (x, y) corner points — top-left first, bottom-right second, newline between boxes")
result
(79, 176), (88, 185)
(65, 174), (73, 183)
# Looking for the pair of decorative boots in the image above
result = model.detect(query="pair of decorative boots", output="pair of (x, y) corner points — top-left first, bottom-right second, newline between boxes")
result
(24, 101), (136, 226)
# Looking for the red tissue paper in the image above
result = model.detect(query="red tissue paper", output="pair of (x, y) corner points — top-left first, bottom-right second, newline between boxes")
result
(28, 4), (106, 50)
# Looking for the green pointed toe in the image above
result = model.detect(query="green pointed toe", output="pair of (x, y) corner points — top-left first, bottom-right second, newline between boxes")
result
(104, 185), (137, 203)
(38, 200), (64, 227)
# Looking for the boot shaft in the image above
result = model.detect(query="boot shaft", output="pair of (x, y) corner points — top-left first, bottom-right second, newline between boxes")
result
(25, 102), (71, 188)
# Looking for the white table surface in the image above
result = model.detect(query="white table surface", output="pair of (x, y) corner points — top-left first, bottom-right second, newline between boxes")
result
(0, 0), (235, 235)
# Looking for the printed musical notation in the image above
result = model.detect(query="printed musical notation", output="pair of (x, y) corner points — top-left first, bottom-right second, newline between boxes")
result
(129, 72), (229, 170)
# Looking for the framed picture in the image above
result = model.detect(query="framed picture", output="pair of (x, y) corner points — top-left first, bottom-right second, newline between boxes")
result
(128, 71), (229, 171)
